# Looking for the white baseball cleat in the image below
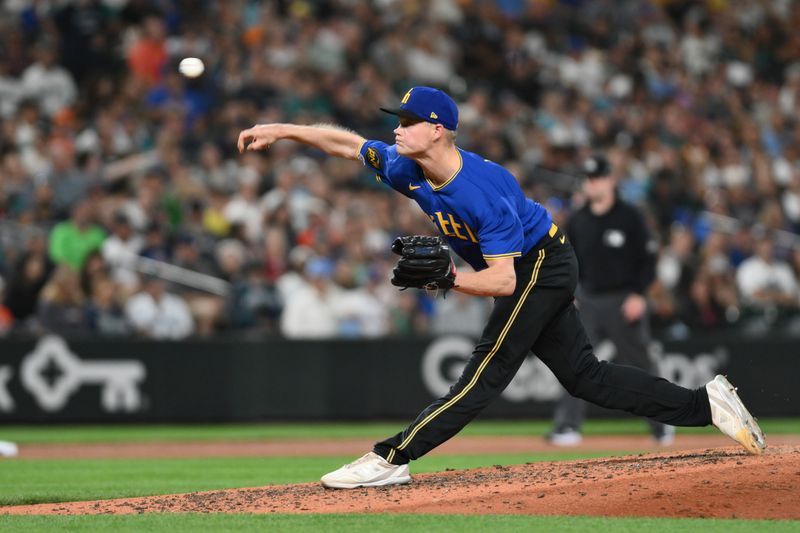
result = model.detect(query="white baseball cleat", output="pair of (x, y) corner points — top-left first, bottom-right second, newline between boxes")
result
(321, 452), (411, 489)
(706, 375), (766, 455)
(546, 428), (583, 447)
(0, 440), (18, 457)
(653, 425), (676, 446)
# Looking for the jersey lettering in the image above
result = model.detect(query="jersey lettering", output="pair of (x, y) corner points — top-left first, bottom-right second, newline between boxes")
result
(447, 213), (467, 241)
(434, 211), (452, 236)
(463, 222), (479, 243)
(432, 211), (479, 243)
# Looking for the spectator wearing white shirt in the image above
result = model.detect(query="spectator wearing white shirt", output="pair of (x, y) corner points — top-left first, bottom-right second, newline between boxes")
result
(736, 238), (799, 311)
(333, 266), (389, 338)
(280, 257), (340, 339)
(223, 167), (265, 243)
(276, 246), (313, 303)
(101, 213), (144, 292)
(125, 276), (194, 340)
(20, 42), (77, 118)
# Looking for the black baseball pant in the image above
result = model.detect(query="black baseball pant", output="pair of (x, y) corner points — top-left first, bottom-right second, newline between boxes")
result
(374, 225), (712, 465)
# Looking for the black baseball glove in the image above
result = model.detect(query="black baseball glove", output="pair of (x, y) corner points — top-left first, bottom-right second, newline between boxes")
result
(390, 235), (457, 293)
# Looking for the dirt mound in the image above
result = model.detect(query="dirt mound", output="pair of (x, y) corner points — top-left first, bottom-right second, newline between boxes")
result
(4, 445), (799, 519)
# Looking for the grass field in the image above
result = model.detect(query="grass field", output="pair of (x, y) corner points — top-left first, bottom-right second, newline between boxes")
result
(3, 514), (799, 533)
(2, 419), (799, 532)
(3, 417), (799, 443)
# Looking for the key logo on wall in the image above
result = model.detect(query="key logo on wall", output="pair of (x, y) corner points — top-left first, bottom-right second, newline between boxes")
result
(16, 335), (146, 412)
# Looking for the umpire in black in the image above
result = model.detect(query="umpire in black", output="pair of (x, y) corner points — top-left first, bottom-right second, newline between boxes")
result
(548, 154), (672, 445)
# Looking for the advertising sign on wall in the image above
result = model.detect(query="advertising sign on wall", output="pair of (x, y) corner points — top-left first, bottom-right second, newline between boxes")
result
(0, 334), (793, 422)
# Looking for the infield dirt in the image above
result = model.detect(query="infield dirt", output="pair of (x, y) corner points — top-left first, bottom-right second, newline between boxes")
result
(3, 442), (799, 519)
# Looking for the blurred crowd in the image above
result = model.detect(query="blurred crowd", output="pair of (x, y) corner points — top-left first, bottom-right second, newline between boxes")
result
(0, 0), (798, 340)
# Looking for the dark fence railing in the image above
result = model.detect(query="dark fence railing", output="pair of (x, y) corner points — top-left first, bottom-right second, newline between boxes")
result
(0, 333), (794, 423)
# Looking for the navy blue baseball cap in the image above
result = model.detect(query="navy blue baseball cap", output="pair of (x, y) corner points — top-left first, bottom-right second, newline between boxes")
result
(380, 86), (459, 131)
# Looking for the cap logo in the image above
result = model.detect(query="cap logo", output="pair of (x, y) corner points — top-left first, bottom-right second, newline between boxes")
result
(380, 86), (458, 131)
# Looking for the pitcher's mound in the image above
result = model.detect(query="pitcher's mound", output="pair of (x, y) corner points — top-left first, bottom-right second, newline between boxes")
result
(3, 446), (799, 519)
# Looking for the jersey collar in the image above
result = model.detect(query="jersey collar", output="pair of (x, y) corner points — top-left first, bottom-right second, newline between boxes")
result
(423, 148), (463, 192)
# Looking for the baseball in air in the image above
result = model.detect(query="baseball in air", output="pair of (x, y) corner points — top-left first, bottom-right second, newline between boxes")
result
(179, 57), (204, 78)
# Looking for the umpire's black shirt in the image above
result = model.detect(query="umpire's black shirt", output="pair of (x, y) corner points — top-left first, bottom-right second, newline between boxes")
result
(567, 196), (656, 295)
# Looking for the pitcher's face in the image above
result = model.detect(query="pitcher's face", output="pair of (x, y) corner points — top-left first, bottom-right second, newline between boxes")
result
(394, 118), (439, 157)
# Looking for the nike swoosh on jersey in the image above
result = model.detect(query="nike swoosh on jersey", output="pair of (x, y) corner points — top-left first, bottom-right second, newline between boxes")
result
(559, 235), (565, 244)
(409, 184), (422, 191)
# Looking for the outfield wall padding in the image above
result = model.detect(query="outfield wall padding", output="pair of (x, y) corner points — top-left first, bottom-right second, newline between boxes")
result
(0, 334), (795, 422)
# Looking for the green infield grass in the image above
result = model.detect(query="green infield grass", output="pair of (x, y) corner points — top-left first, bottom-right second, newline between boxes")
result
(1, 514), (798, 532)
(2, 417), (799, 444)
